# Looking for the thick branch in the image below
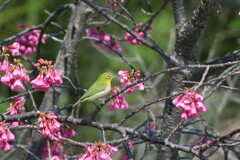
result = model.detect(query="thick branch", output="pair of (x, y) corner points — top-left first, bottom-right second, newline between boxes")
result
(175, 0), (216, 57)
(193, 50), (240, 79)
(171, 0), (188, 30)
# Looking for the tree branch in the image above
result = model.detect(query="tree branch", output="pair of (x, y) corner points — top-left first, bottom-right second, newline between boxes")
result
(171, 0), (188, 30)
(193, 50), (240, 79)
(175, 0), (216, 57)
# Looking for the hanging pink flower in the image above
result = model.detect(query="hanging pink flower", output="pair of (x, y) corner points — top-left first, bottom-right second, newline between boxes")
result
(125, 25), (152, 45)
(109, 87), (129, 110)
(0, 122), (15, 151)
(38, 112), (62, 140)
(80, 141), (118, 160)
(1, 59), (30, 92)
(105, 39), (122, 52)
(172, 88), (208, 119)
(31, 74), (50, 91)
(31, 59), (63, 91)
(118, 70), (144, 95)
(0, 58), (10, 73)
(7, 96), (25, 126)
(86, 28), (122, 53)
(16, 24), (47, 57)
(7, 42), (20, 56)
(45, 68), (63, 87)
(57, 125), (76, 139)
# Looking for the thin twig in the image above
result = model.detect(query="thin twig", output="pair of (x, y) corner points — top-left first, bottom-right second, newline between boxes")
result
(166, 119), (185, 141)
(194, 66), (210, 90)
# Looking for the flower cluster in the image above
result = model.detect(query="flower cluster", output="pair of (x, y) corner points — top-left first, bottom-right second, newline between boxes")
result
(86, 28), (122, 52)
(16, 24), (47, 57)
(109, 87), (129, 110)
(7, 96), (25, 126)
(57, 125), (76, 139)
(79, 141), (118, 160)
(172, 88), (208, 119)
(125, 25), (152, 45)
(38, 112), (62, 140)
(118, 70), (144, 95)
(0, 122), (15, 151)
(31, 59), (63, 91)
(106, 0), (124, 10)
(0, 58), (30, 92)
(41, 125), (76, 160)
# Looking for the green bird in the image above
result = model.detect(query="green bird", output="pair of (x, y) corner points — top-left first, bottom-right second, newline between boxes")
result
(73, 72), (114, 108)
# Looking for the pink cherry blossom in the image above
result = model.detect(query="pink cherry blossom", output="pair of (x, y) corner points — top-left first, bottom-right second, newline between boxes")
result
(125, 25), (151, 45)
(6, 129), (15, 141)
(97, 151), (112, 160)
(118, 70), (144, 95)
(31, 59), (63, 91)
(0, 122), (15, 151)
(80, 141), (118, 160)
(16, 24), (47, 57)
(109, 87), (129, 110)
(0, 59), (10, 73)
(105, 39), (122, 52)
(10, 79), (24, 91)
(1, 61), (30, 92)
(57, 125), (76, 139)
(86, 28), (122, 53)
(31, 74), (50, 91)
(45, 68), (63, 87)
(7, 96), (25, 126)
(8, 42), (20, 56)
(172, 88), (208, 119)
(38, 112), (62, 140)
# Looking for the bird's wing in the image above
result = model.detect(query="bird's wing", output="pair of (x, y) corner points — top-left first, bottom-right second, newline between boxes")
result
(80, 82), (107, 102)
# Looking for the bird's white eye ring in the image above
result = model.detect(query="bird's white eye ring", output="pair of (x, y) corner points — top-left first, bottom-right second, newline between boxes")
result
(106, 75), (110, 79)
